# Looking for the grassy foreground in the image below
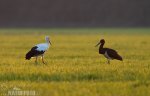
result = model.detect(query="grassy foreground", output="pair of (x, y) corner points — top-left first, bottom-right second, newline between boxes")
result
(0, 28), (150, 96)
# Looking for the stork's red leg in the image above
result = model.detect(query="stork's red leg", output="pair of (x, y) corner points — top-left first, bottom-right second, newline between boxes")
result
(35, 57), (38, 64)
(41, 56), (46, 64)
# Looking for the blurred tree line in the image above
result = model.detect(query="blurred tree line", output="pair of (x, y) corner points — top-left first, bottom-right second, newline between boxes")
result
(0, 0), (150, 27)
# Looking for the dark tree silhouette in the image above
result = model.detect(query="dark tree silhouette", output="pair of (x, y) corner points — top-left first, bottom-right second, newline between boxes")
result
(0, 0), (150, 27)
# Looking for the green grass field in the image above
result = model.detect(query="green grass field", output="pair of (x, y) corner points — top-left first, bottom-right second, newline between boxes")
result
(0, 28), (150, 96)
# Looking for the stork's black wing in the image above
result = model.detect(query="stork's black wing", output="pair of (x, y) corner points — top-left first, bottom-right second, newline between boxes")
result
(106, 48), (123, 61)
(25, 46), (45, 60)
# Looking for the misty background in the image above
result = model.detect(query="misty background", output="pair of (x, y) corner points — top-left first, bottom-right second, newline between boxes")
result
(0, 0), (150, 27)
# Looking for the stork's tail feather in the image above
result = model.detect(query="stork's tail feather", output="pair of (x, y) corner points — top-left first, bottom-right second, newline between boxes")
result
(116, 54), (123, 61)
(25, 51), (33, 60)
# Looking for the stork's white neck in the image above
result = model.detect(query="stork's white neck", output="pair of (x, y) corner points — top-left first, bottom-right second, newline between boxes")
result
(46, 40), (49, 44)
(45, 36), (50, 45)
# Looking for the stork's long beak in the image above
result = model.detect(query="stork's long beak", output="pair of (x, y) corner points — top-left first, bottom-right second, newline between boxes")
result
(49, 40), (52, 45)
(95, 42), (100, 47)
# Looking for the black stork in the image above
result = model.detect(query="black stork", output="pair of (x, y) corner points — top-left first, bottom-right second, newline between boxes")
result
(95, 39), (123, 64)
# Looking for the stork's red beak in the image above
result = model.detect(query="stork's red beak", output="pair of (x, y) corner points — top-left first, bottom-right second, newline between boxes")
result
(49, 41), (52, 45)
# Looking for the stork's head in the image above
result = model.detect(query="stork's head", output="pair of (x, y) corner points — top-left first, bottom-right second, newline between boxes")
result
(95, 39), (105, 47)
(100, 39), (105, 44)
(45, 36), (52, 45)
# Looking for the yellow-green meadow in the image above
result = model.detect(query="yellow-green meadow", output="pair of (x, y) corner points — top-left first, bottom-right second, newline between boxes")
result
(0, 28), (150, 96)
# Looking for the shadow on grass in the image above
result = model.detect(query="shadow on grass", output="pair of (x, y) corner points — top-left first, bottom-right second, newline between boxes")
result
(0, 73), (100, 82)
(0, 71), (147, 82)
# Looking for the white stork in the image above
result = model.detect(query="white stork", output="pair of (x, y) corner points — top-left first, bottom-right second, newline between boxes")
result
(25, 36), (51, 64)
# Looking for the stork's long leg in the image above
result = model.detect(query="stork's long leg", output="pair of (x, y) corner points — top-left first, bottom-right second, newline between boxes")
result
(35, 56), (38, 64)
(107, 59), (110, 64)
(41, 55), (46, 64)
